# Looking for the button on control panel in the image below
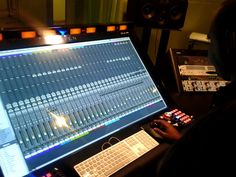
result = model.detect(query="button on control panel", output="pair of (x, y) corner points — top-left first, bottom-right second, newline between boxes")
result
(143, 108), (194, 140)
(158, 108), (193, 128)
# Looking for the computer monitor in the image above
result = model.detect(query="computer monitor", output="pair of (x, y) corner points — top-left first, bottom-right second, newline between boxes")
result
(0, 33), (167, 177)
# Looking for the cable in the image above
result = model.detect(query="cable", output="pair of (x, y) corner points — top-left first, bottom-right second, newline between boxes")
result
(101, 136), (121, 150)
(108, 136), (120, 144)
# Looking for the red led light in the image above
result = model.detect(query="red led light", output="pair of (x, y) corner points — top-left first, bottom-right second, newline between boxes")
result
(46, 172), (52, 177)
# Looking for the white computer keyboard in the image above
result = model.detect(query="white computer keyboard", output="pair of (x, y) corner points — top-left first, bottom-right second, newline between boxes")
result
(74, 130), (159, 177)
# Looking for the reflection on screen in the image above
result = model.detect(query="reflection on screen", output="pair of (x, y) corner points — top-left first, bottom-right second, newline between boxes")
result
(0, 36), (167, 177)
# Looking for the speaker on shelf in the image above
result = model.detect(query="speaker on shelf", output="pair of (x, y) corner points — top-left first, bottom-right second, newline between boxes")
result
(126, 0), (188, 29)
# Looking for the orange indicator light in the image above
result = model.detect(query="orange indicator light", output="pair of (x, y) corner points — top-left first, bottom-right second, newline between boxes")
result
(86, 27), (96, 33)
(21, 31), (36, 39)
(119, 25), (127, 31)
(107, 26), (116, 32)
(70, 28), (81, 35)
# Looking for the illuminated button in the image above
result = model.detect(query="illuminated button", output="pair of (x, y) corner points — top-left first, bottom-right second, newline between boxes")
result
(180, 115), (190, 122)
(175, 113), (186, 119)
(183, 118), (192, 124)
(70, 28), (81, 35)
(174, 111), (182, 116)
(46, 172), (52, 177)
(21, 31), (36, 39)
(0, 33), (3, 41)
(170, 109), (178, 114)
(86, 27), (96, 33)
(107, 26), (116, 32)
(119, 25), (127, 31)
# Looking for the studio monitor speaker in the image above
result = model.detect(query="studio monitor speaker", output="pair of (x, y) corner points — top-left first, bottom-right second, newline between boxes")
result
(126, 0), (188, 29)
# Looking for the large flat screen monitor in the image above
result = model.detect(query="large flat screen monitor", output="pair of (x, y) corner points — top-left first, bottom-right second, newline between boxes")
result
(0, 33), (167, 177)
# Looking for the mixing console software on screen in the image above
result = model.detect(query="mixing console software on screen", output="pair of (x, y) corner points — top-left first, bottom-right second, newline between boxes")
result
(0, 33), (168, 177)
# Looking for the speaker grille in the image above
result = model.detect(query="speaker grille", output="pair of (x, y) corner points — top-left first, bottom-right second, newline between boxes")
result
(127, 0), (188, 29)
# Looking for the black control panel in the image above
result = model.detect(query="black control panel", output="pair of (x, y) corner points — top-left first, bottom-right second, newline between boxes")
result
(143, 108), (193, 140)
(157, 108), (193, 127)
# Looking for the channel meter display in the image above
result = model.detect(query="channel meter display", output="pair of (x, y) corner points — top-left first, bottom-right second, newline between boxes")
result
(0, 36), (167, 177)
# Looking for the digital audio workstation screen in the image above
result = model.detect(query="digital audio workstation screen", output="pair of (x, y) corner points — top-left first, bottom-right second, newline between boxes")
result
(0, 36), (167, 177)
